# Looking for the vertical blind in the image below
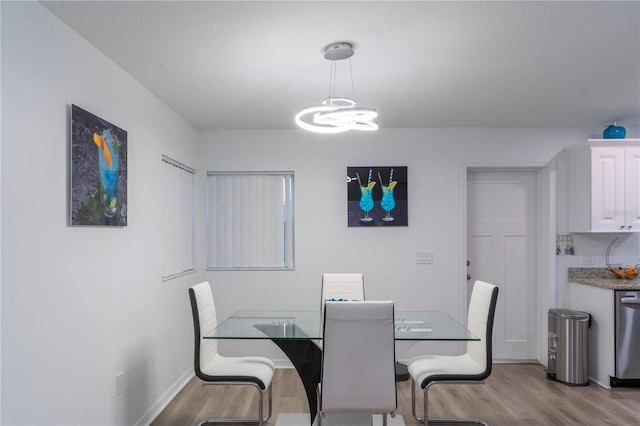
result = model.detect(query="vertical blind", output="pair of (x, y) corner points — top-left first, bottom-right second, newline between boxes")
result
(161, 155), (195, 280)
(207, 172), (294, 269)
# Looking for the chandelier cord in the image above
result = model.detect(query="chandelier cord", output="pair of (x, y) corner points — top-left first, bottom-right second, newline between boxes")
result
(349, 57), (356, 101)
(328, 60), (336, 98)
(327, 58), (357, 101)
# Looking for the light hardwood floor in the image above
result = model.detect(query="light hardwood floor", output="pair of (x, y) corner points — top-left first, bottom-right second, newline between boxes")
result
(151, 363), (640, 426)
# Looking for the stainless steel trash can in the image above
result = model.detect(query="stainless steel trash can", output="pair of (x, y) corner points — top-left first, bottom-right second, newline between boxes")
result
(546, 308), (591, 386)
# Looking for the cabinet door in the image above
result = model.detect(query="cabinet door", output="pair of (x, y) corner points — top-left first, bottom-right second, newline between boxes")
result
(591, 147), (625, 231)
(626, 147), (640, 231)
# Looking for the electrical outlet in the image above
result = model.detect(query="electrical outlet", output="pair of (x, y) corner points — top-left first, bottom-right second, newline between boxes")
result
(582, 253), (595, 266)
(116, 371), (126, 396)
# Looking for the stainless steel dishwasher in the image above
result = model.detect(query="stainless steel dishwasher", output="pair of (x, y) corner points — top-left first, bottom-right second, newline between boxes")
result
(613, 290), (640, 386)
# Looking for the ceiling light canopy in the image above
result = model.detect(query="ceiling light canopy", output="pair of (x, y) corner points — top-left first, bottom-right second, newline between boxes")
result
(295, 42), (378, 134)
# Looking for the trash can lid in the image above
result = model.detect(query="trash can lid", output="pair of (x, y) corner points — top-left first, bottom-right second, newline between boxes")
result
(549, 308), (590, 320)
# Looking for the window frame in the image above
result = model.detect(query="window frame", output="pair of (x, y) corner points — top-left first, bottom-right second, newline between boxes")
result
(206, 171), (295, 271)
(161, 155), (196, 281)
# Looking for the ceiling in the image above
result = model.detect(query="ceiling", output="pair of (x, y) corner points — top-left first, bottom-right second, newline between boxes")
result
(42, 1), (640, 130)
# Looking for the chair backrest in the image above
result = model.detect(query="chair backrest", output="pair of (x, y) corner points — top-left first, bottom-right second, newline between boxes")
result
(320, 301), (397, 414)
(188, 281), (219, 380)
(321, 273), (365, 302)
(465, 280), (499, 378)
(320, 273), (364, 329)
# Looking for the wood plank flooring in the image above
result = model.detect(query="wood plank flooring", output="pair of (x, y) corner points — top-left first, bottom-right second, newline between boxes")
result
(151, 363), (640, 426)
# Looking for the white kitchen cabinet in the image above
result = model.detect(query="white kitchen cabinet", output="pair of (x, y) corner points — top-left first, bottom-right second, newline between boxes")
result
(569, 139), (640, 232)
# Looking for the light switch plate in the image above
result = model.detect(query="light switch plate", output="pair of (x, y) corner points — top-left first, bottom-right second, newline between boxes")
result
(417, 251), (434, 264)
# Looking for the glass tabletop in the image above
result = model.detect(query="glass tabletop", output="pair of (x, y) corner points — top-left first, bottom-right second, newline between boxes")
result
(205, 310), (480, 341)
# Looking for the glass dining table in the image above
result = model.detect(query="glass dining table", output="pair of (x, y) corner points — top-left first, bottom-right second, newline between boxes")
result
(205, 310), (479, 425)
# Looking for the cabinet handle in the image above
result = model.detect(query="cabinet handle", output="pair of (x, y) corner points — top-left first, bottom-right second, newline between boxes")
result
(621, 226), (625, 229)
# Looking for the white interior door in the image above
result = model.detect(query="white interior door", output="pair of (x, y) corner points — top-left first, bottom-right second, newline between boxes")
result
(467, 171), (537, 361)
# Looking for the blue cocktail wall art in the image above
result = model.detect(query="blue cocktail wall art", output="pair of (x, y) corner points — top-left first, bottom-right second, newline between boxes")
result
(347, 166), (407, 227)
(70, 104), (127, 226)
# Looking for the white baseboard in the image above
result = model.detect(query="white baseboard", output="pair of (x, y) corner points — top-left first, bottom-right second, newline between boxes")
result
(134, 368), (194, 426)
(589, 377), (611, 389)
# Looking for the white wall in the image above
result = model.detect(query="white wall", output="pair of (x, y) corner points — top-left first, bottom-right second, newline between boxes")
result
(2, 2), (199, 425)
(195, 128), (596, 363)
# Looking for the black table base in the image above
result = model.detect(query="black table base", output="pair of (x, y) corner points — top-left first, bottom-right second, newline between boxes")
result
(395, 361), (409, 381)
(253, 324), (321, 425)
(269, 339), (321, 425)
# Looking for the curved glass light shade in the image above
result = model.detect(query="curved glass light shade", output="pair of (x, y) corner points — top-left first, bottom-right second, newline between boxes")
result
(295, 97), (378, 134)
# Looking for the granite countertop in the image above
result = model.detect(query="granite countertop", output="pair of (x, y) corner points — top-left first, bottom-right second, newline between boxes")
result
(568, 267), (640, 290)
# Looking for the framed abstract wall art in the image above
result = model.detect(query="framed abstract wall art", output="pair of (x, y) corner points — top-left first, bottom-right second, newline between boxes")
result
(347, 166), (407, 227)
(70, 104), (128, 226)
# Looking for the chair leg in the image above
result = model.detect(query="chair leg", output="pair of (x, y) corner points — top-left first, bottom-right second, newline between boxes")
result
(410, 377), (430, 424)
(411, 379), (488, 426)
(411, 378), (424, 423)
(267, 383), (273, 423)
(198, 382), (273, 426)
(317, 384), (322, 426)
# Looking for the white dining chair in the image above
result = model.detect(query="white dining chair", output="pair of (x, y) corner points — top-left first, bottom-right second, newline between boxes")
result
(321, 273), (365, 303)
(188, 281), (274, 425)
(317, 273), (365, 349)
(318, 300), (397, 426)
(408, 280), (499, 425)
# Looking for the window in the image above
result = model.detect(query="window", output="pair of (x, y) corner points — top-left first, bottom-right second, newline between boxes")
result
(161, 155), (195, 281)
(207, 171), (294, 270)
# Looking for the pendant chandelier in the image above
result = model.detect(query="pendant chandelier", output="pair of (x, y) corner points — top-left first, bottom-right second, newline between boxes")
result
(295, 42), (378, 134)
